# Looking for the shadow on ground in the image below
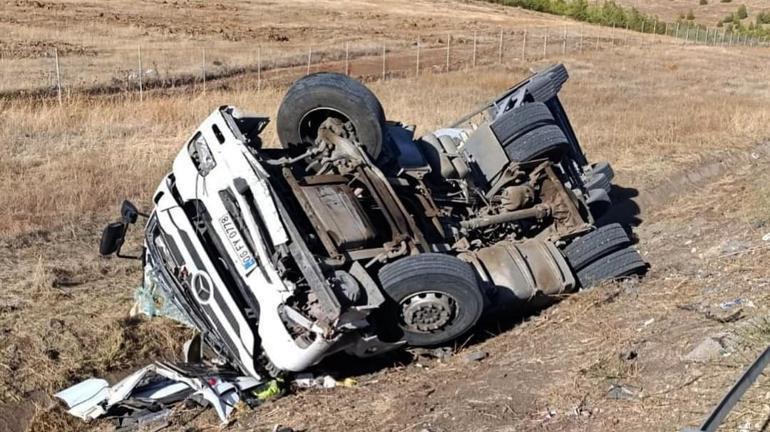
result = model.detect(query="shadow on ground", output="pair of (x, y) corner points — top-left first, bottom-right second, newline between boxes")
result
(596, 184), (643, 228)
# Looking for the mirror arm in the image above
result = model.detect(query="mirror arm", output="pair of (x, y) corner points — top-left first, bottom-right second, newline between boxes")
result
(115, 224), (142, 260)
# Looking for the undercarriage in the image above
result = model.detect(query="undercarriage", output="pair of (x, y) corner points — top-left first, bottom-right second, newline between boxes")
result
(99, 64), (647, 379)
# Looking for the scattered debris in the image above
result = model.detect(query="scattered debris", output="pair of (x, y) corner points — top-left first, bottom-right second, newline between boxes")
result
(684, 337), (726, 363)
(719, 239), (751, 256)
(720, 298), (754, 310)
(411, 346), (454, 360)
(638, 318), (655, 331)
(55, 362), (266, 424)
(544, 407), (558, 419)
(607, 384), (636, 400)
(292, 374), (357, 389)
(705, 299), (749, 323)
(623, 350), (638, 361)
(463, 351), (488, 363)
(762, 233), (770, 242)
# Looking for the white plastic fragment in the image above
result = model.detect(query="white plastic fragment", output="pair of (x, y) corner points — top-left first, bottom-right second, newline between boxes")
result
(55, 362), (263, 424)
(54, 378), (109, 420)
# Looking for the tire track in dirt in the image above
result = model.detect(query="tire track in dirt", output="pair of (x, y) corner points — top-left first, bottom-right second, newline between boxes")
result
(631, 140), (770, 212)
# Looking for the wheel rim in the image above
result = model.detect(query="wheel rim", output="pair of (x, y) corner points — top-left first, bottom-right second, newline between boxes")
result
(298, 107), (352, 144)
(399, 291), (458, 333)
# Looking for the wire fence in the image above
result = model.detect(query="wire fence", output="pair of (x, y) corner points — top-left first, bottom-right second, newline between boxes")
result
(3, 23), (767, 103)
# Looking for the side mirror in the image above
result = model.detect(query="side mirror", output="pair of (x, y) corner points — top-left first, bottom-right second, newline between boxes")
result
(100, 222), (126, 256)
(121, 200), (140, 224)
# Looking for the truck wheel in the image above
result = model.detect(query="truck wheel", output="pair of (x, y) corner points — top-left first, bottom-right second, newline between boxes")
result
(563, 223), (631, 270)
(378, 253), (484, 347)
(490, 102), (556, 146)
(576, 247), (647, 289)
(591, 161), (614, 183)
(584, 172), (611, 194)
(276, 72), (386, 159)
(504, 124), (569, 162)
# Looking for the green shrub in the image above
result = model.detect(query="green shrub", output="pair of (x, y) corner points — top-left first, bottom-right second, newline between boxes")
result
(721, 0), (732, 3)
(699, 0), (708, 5)
(491, 0), (770, 39)
(736, 5), (748, 19)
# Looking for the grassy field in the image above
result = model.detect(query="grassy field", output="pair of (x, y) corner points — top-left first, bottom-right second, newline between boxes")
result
(1, 0), (564, 93)
(2, 40), (768, 238)
(3, 1), (770, 431)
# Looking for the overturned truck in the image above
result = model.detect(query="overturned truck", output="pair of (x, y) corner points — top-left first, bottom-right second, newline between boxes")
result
(101, 64), (646, 379)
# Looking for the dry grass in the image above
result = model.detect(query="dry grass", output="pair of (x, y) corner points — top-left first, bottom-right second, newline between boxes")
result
(0, 0), (570, 93)
(3, 42), (770, 238)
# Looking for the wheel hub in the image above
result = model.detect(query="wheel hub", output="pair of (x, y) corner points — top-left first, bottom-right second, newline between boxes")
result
(400, 292), (456, 333)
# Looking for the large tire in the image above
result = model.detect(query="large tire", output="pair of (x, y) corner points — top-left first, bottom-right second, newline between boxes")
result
(490, 102), (556, 146)
(563, 223), (632, 270)
(576, 247), (647, 289)
(528, 63), (569, 102)
(378, 253), (484, 347)
(504, 124), (569, 162)
(584, 172), (611, 193)
(276, 72), (386, 159)
(592, 161), (614, 183)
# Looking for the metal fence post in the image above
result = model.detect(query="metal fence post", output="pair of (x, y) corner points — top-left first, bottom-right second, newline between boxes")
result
(381, 45), (386, 81)
(257, 46), (262, 92)
(522, 29), (527, 59)
(54, 48), (62, 106)
(562, 26), (568, 54)
(446, 33), (451, 72)
(543, 30), (548, 57)
(611, 23), (615, 46)
(202, 48), (206, 94)
(138, 45), (143, 102)
(306, 46), (311, 75)
(472, 30), (477, 68)
(416, 36), (421, 76)
(498, 28), (504, 63)
(345, 42), (350, 75)
(579, 31), (584, 52)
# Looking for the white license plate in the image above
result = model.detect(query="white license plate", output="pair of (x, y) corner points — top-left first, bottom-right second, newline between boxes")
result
(219, 214), (257, 274)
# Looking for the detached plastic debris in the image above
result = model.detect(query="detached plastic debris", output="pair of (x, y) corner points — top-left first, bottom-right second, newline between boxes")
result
(292, 373), (357, 389)
(55, 361), (264, 426)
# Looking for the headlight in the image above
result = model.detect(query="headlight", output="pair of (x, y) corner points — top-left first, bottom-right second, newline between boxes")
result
(188, 133), (216, 176)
